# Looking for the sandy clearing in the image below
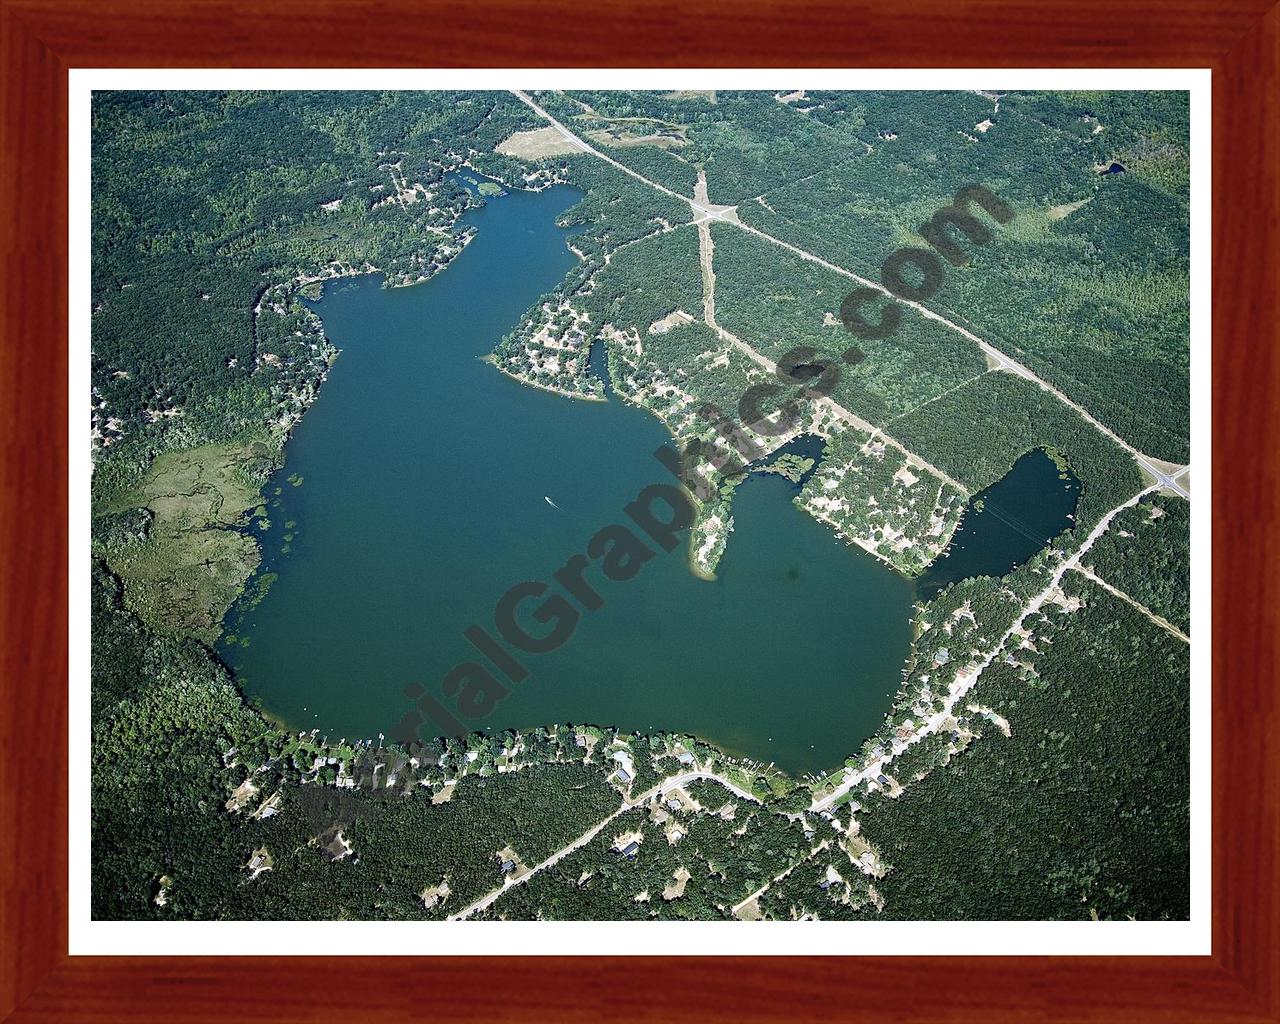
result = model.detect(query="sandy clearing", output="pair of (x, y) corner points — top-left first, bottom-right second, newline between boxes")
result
(649, 309), (696, 335)
(421, 879), (450, 910)
(663, 867), (692, 900)
(496, 126), (583, 160)
(1048, 197), (1093, 220)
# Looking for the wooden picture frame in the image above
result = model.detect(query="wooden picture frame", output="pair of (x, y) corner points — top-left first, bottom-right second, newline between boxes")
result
(1, 1), (1275, 1019)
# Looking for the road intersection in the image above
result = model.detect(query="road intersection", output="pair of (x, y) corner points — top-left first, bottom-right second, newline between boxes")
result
(511, 89), (1191, 500)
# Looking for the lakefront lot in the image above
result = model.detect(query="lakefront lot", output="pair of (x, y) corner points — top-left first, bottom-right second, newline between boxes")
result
(91, 89), (1190, 922)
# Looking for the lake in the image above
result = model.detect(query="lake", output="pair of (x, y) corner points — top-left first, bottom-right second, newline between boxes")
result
(219, 178), (1065, 775)
(917, 447), (1081, 599)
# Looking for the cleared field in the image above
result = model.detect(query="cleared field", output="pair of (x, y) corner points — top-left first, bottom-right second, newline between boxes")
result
(102, 441), (267, 642)
(495, 126), (583, 160)
(585, 127), (687, 149)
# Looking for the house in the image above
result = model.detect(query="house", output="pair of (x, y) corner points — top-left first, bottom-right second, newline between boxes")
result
(818, 878), (834, 890)
(676, 751), (694, 765)
(617, 841), (640, 859)
(245, 847), (273, 879)
(500, 859), (516, 874)
(877, 774), (890, 786)
(612, 767), (632, 785)
(665, 799), (682, 812)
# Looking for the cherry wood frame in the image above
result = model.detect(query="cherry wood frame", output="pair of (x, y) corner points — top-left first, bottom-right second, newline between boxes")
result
(2, 1), (1276, 1020)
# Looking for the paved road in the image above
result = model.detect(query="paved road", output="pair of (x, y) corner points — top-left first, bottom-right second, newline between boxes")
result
(512, 92), (1193, 816)
(689, 173), (969, 493)
(448, 768), (759, 920)
(513, 90), (1191, 500)
(515, 90), (737, 226)
(810, 485), (1162, 813)
(733, 218), (1192, 500)
(709, 316), (971, 493)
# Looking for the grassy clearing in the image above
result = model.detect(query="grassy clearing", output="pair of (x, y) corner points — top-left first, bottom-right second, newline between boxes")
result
(495, 126), (583, 160)
(101, 440), (269, 642)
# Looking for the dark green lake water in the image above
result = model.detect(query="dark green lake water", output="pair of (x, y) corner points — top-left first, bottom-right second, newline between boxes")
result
(917, 447), (1081, 599)
(219, 179), (1073, 775)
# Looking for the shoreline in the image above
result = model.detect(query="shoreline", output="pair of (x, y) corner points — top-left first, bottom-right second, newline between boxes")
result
(798, 498), (921, 578)
(487, 349), (717, 583)
(250, 712), (843, 786)
(481, 354), (607, 402)
(216, 163), (904, 793)
(687, 545), (718, 581)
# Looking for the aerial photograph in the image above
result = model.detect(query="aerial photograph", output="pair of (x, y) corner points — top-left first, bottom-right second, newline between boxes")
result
(90, 88), (1191, 922)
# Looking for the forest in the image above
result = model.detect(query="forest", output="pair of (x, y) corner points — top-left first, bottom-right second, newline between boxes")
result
(535, 85), (1189, 472)
(1084, 494), (1191, 634)
(728, 90), (1190, 462)
(891, 370), (1145, 536)
(532, 89), (878, 204)
(475, 783), (817, 920)
(710, 223), (990, 426)
(91, 90), (547, 502)
(851, 581), (1190, 920)
(90, 89), (1191, 923)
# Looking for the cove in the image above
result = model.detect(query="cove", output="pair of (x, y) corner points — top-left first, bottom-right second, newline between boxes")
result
(917, 447), (1082, 599)
(220, 178), (915, 775)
